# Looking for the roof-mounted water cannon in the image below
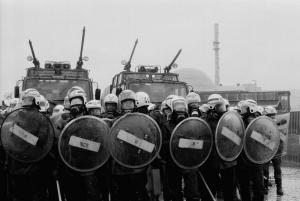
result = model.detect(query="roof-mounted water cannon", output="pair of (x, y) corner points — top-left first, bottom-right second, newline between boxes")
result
(136, 65), (160, 73)
(164, 49), (182, 73)
(76, 26), (88, 69)
(27, 40), (40, 68)
(122, 38), (138, 72)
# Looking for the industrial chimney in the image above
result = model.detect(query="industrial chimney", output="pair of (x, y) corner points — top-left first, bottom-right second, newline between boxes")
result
(213, 23), (220, 87)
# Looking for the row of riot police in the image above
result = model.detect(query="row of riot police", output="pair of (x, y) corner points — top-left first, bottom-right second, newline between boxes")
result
(151, 92), (283, 201)
(0, 87), (284, 201)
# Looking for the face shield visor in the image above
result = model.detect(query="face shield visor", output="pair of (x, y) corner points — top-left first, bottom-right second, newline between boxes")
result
(105, 102), (118, 113)
(53, 108), (63, 115)
(188, 102), (200, 110)
(172, 100), (187, 113)
(22, 96), (37, 107)
(121, 99), (135, 112)
(89, 108), (101, 116)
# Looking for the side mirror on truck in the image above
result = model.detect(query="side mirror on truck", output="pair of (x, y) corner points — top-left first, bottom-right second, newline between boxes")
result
(14, 86), (20, 98)
(95, 88), (101, 100)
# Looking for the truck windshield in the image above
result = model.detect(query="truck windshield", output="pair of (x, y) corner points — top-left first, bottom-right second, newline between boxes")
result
(129, 82), (188, 103)
(24, 79), (91, 102)
(124, 73), (178, 81)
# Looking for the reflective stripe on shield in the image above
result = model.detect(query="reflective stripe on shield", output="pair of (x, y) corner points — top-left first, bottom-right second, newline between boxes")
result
(109, 113), (162, 169)
(0, 108), (54, 163)
(58, 116), (110, 172)
(215, 111), (245, 162)
(244, 116), (280, 164)
(170, 117), (213, 169)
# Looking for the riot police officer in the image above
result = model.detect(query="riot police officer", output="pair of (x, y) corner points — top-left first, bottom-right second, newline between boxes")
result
(198, 94), (237, 201)
(186, 92), (202, 117)
(51, 105), (64, 117)
(64, 86), (86, 112)
(236, 99), (264, 201)
(151, 94), (175, 125)
(135, 91), (151, 114)
(0, 99), (10, 201)
(263, 106), (284, 195)
(110, 89), (149, 201)
(86, 100), (102, 117)
(100, 94), (120, 120)
(51, 86), (85, 135)
(223, 99), (230, 112)
(58, 88), (102, 201)
(4, 88), (55, 201)
(85, 98), (110, 201)
(39, 95), (50, 117)
(160, 96), (200, 201)
(182, 92), (204, 200)
(0, 144), (6, 201)
(135, 92), (165, 200)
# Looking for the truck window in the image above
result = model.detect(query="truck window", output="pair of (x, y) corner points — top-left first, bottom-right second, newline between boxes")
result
(129, 82), (188, 103)
(24, 79), (91, 102)
(279, 95), (289, 112)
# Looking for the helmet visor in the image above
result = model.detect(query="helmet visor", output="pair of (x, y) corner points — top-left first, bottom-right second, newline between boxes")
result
(70, 98), (83, 106)
(22, 96), (35, 106)
(173, 101), (187, 112)
(121, 100), (135, 111)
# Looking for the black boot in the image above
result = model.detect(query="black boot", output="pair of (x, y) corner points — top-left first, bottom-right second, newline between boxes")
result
(277, 186), (283, 196)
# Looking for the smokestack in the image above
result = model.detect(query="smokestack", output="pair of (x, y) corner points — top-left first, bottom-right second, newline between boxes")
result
(213, 23), (220, 87)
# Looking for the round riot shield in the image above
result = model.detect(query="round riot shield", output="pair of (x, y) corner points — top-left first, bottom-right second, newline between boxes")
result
(274, 113), (289, 158)
(215, 111), (245, 162)
(1, 108), (54, 163)
(58, 116), (110, 172)
(109, 113), (162, 169)
(244, 116), (280, 164)
(170, 117), (213, 169)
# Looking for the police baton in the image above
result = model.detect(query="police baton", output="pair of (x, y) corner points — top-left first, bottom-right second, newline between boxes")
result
(198, 171), (217, 201)
(56, 180), (62, 201)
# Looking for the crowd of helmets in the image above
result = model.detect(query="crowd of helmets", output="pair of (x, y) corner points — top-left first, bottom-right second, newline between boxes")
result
(0, 89), (49, 116)
(0, 88), (278, 119)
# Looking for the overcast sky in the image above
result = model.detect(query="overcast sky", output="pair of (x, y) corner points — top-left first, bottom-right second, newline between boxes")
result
(1, 0), (300, 98)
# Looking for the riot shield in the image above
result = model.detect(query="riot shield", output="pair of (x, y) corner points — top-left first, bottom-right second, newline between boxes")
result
(244, 116), (280, 164)
(109, 113), (162, 169)
(274, 113), (289, 158)
(1, 108), (54, 163)
(215, 111), (245, 162)
(102, 118), (114, 128)
(58, 115), (110, 172)
(170, 117), (213, 169)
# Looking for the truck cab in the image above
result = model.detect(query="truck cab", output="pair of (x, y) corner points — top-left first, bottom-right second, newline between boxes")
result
(15, 60), (100, 113)
(106, 65), (189, 105)
(15, 28), (100, 111)
(18, 61), (96, 107)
